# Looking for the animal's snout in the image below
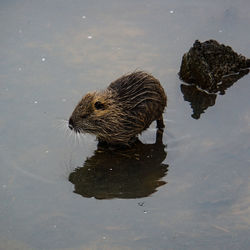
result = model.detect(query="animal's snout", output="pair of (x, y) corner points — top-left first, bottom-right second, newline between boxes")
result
(68, 118), (74, 130)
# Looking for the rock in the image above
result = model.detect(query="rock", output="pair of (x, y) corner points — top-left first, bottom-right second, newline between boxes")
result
(179, 40), (250, 92)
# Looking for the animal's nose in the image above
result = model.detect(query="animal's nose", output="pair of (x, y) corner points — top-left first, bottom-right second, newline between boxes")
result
(68, 118), (74, 130)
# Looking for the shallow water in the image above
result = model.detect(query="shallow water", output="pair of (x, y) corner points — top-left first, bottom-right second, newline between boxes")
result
(0, 0), (250, 249)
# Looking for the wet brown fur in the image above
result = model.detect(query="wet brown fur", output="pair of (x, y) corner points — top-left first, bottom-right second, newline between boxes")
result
(69, 71), (167, 145)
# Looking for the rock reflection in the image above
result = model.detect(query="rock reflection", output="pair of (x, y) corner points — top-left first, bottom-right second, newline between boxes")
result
(68, 130), (168, 199)
(180, 84), (217, 119)
(181, 69), (249, 119)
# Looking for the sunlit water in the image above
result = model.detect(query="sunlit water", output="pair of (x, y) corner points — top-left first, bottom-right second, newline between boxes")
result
(0, 0), (250, 249)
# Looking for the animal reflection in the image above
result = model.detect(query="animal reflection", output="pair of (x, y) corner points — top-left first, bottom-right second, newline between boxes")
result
(68, 130), (168, 199)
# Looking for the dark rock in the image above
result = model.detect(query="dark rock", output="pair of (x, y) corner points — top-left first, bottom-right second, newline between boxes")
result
(179, 40), (250, 92)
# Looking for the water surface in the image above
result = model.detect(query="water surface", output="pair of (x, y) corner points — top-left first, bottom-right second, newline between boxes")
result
(0, 0), (250, 249)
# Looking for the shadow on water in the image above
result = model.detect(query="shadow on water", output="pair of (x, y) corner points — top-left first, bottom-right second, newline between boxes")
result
(180, 69), (249, 119)
(68, 130), (168, 199)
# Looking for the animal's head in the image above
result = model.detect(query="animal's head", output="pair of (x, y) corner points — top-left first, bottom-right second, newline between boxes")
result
(68, 90), (121, 138)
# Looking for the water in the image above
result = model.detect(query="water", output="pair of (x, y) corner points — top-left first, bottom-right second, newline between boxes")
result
(0, 0), (250, 249)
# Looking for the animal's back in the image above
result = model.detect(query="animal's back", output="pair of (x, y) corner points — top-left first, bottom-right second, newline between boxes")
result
(108, 71), (167, 130)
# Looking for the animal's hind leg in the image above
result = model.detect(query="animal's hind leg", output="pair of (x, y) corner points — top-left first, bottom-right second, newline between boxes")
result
(156, 115), (165, 144)
(156, 115), (165, 129)
(155, 128), (163, 144)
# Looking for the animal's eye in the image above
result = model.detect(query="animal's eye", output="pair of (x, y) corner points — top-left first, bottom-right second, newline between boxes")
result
(94, 101), (105, 110)
(81, 114), (88, 119)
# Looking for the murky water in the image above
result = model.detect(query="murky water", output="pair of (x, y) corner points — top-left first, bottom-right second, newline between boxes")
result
(1, 0), (250, 249)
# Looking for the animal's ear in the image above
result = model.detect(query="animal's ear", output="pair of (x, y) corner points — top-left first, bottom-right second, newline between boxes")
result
(94, 101), (105, 110)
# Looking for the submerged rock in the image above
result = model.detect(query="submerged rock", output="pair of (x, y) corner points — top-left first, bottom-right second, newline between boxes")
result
(179, 40), (250, 92)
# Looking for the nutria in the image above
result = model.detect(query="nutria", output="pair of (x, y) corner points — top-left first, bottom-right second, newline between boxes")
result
(68, 71), (167, 145)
